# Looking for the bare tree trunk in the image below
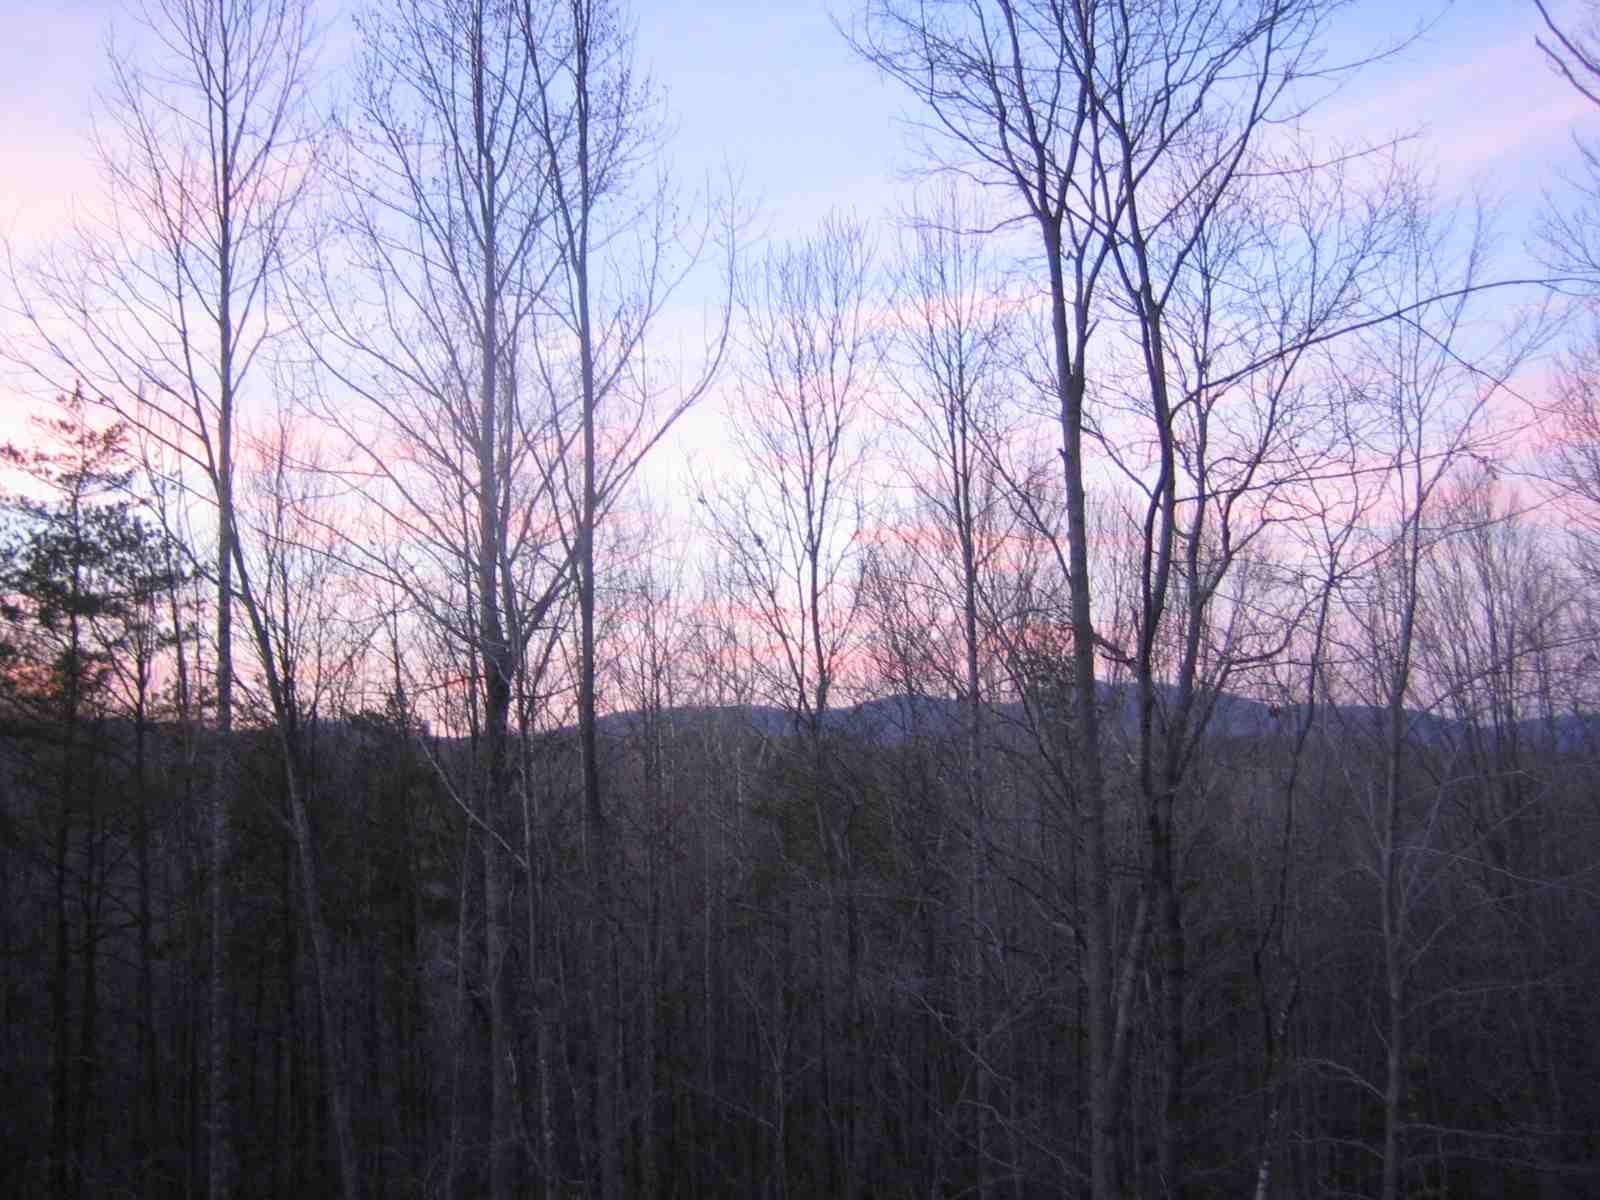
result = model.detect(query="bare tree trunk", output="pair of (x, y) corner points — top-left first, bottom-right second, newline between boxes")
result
(484, 819), (517, 1199)
(1040, 221), (1119, 1198)
(51, 780), (72, 1200)
(576, 214), (620, 1200)
(521, 722), (559, 1200)
(447, 827), (474, 1194)
(1380, 662), (1411, 1200)
(477, 197), (520, 1200)
(135, 683), (157, 1193)
(281, 757), (362, 1199)
(226, 467), (363, 1198)
(74, 807), (99, 1193)
(210, 440), (235, 1200)
(965, 517), (990, 1200)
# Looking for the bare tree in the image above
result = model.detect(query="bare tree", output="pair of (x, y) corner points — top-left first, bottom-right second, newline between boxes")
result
(875, 183), (1020, 1195)
(1534, 0), (1600, 287)
(518, 2), (733, 1189)
(296, 0), (582, 1192)
(1245, 485), (1356, 1200)
(700, 212), (878, 1196)
(1326, 197), (1535, 1200)
(1539, 324), (1600, 590)
(1539, 0), (1600, 106)
(846, 2), (1418, 1190)
(707, 215), (877, 735)
(225, 403), (373, 1195)
(3, 0), (324, 1192)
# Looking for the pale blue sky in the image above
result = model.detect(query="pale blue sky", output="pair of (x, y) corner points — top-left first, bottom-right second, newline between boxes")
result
(4, 2), (1589, 249)
(1, 0), (1593, 468)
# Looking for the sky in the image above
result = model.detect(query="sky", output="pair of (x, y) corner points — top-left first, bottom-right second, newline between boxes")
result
(0, 0), (1595, 469)
(4, 2), (1588, 251)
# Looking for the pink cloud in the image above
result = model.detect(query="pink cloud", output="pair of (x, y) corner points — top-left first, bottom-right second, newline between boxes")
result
(1310, 14), (1592, 191)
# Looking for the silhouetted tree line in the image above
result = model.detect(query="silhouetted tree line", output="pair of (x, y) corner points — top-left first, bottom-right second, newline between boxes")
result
(3, 544), (1599, 1196)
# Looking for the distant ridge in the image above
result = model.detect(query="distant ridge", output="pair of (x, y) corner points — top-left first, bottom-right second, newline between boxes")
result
(593, 686), (1600, 756)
